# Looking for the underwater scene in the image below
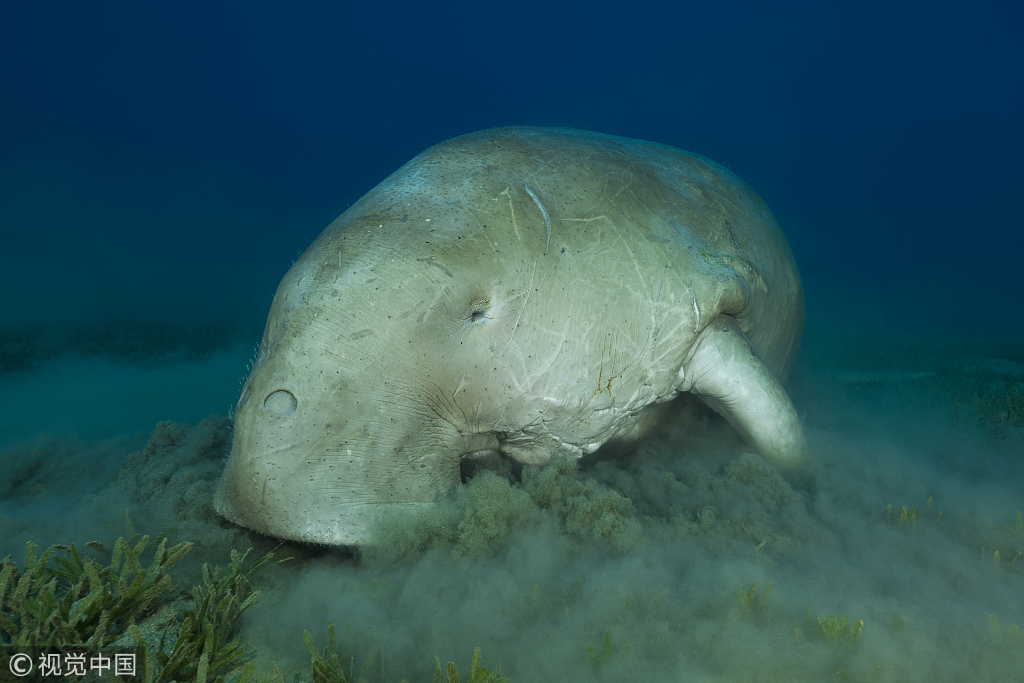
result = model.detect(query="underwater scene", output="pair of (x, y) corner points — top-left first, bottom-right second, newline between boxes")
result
(2, 2), (1023, 682)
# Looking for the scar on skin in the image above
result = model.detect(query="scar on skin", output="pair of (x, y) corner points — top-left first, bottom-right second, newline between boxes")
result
(495, 187), (520, 241)
(562, 215), (610, 223)
(691, 290), (701, 333)
(524, 184), (551, 254)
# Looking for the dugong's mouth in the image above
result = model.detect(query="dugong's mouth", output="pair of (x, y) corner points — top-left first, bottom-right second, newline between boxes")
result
(212, 442), (370, 546)
(213, 411), (463, 546)
(214, 477), (437, 546)
(211, 479), (253, 535)
(213, 462), (382, 546)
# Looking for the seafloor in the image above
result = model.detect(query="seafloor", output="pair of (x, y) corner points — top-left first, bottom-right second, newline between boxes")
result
(1, 319), (1023, 682)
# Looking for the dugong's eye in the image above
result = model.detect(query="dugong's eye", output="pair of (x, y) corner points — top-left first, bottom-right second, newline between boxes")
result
(465, 296), (492, 324)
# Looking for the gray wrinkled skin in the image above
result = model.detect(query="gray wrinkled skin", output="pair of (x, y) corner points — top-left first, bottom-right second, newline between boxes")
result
(214, 127), (805, 545)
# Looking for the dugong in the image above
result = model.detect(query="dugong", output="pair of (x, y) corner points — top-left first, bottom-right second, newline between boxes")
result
(215, 127), (805, 545)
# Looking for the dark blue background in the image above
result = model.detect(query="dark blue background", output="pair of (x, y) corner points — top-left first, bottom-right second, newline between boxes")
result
(2, 0), (1021, 332)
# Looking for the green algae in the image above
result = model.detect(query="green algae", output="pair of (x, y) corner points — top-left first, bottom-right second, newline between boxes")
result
(0, 533), (192, 648)
(364, 454), (642, 564)
(1, 531), (282, 683)
(301, 622), (509, 683)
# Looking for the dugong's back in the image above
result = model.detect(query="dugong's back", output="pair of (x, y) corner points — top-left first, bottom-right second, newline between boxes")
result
(346, 127), (803, 375)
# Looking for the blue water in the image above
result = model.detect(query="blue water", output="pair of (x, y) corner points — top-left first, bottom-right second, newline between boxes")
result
(2, 2), (1023, 681)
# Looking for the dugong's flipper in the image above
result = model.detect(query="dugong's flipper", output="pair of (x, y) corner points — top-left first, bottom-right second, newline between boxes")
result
(678, 316), (806, 468)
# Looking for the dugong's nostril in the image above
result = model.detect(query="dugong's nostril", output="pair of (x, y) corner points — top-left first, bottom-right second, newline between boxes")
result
(264, 389), (297, 415)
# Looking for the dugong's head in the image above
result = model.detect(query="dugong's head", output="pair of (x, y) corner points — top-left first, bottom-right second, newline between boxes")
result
(213, 233), (516, 545)
(215, 140), (538, 546)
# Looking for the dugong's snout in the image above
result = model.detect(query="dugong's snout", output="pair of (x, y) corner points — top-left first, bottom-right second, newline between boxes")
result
(214, 377), (353, 544)
(213, 439), (378, 547)
(214, 370), (462, 546)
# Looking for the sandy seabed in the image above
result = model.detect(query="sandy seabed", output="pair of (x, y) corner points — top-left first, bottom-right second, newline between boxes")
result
(2, 321), (1023, 683)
